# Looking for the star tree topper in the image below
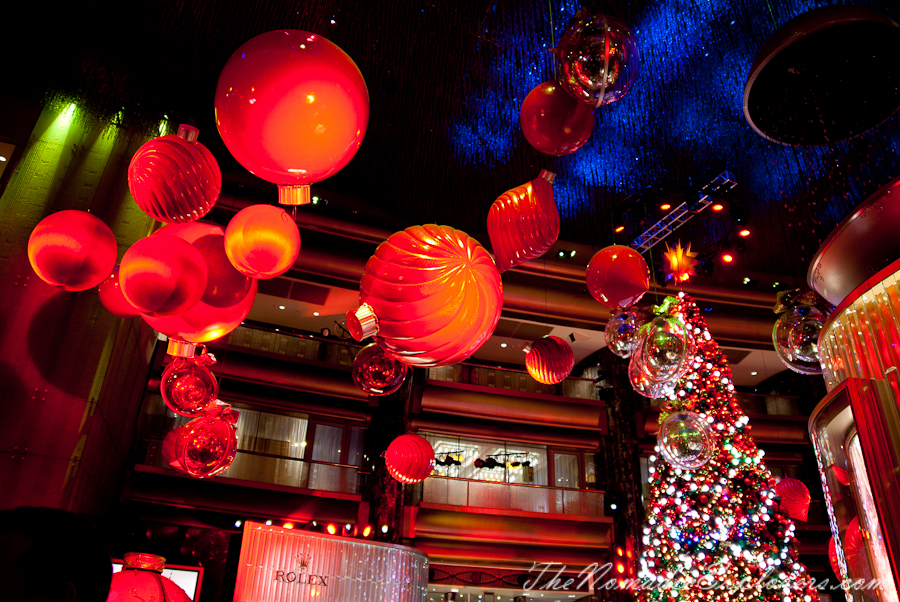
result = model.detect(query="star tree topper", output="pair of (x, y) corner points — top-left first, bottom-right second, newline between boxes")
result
(663, 241), (699, 284)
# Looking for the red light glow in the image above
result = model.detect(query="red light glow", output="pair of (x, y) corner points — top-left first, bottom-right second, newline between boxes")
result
(659, 203), (671, 211)
(722, 253), (734, 263)
(326, 524), (337, 535)
(283, 523), (294, 529)
(615, 225), (625, 233)
(712, 203), (724, 211)
(616, 563), (625, 574)
(739, 229), (750, 237)
(362, 525), (372, 537)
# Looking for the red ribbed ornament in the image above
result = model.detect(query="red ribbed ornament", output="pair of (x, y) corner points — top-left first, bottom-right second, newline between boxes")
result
(384, 434), (435, 484)
(520, 81), (594, 156)
(775, 477), (811, 522)
(586, 245), (650, 308)
(128, 125), (221, 223)
(27, 210), (117, 291)
(843, 517), (864, 575)
(487, 170), (559, 273)
(346, 225), (502, 367)
(120, 234), (208, 317)
(107, 553), (192, 602)
(224, 204), (301, 278)
(526, 335), (575, 384)
(98, 266), (141, 318)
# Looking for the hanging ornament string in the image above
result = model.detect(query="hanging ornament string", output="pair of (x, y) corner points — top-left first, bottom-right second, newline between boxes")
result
(547, 0), (557, 79)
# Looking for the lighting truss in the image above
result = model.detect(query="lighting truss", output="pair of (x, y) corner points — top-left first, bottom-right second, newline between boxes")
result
(631, 170), (737, 253)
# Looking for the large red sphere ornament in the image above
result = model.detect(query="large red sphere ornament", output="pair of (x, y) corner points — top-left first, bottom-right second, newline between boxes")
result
(775, 477), (811, 522)
(161, 354), (219, 417)
(128, 124), (221, 223)
(586, 245), (650, 308)
(487, 170), (560, 273)
(384, 434), (436, 484)
(526, 335), (575, 385)
(224, 204), (301, 278)
(352, 343), (408, 396)
(107, 553), (192, 602)
(98, 266), (140, 318)
(520, 81), (594, 156)
(346, 225), (503, 367)
(27, 210), (117, 291)
(120, 235), (208, 317)
(215, 30), (369, 205)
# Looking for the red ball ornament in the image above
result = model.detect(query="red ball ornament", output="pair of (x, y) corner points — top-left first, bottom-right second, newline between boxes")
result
(215, 30), (369, 205)
(98, 266), (140, 318)
(163, 403), (239, 479)
(384, 434), (436, 484)
(27, 210), (117, 291)
(224, 204), (301, 278)
(346, 225), (503, 367)
(526, 335), (575, 384)
(487, 170), (559, 273)
(128, 124), (221, 223)
(107, 553), (192, 602)
(586, 245), (650, 308)
(775, 477), (811, 522)
(120, 235), (208, 317)
(520, 81), (594, 156)
(352, 343), (408, 396)
(160, 354), (219, 417)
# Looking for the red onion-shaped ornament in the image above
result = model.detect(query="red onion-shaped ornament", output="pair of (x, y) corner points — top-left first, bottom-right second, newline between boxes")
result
(352, 343), (408, 396)
(347, 225), (502, 367)
(98, 266), (140, 318)
(384, 434), (436, 484)
(775, 477), (811, 522)
(120, 235), (208, 317)
(487, 170), (559, 273)
(520, 81), (594, 156)
(586, 245), (650, 308)
(27, 210), (117, 291)
(526, 335), (575, 385)
(160, 354), (219, 417)
(107, 553), (192, 602)
(164, 403), (239, 479)
(128, 124), (221, 223)
(215, 30), (369, 205)
(224, 204), (301, 278)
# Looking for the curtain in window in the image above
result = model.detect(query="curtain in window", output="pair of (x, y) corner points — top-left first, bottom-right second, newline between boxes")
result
(553, 453), (579, 489)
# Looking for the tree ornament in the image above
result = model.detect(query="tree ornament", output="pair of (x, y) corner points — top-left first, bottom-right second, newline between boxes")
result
(384, 434), (436, 484)
(107, 553), (192, 602)
(119, 235), (208, 317)
(128, 124), (221, 223)
(772, 289), (831, 375)
(605, 308), (648, 358)
(662, 240), (699, 284)
(486, 170), (559, 273)
(526, 335), (575, 385)
(585, 245), (650, 308)
(632, 313), (695, 384)
(164, 402), (239, 479)
(160, 353), (219, 417)
(352, 343), (408, 396)
(843, 517), (865, 576)
(774, 477), (811, 522)
(657, 411), (715, 470)
(347, 225), (502, 368)
(224, 204), (301, 279)
(215, 30), (369, 205)
(628, 358), (673, 399)
(520, 81), (594, 156)
(828, 463), (851, 486)
(828, 536), (841, 576)
(555, 9), (640, 107)
(27, 210), (117, 291)
(98, 266), (140, 318)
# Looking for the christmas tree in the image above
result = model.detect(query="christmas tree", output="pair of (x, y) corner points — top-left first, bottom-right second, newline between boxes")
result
(637, 293), (819, 602)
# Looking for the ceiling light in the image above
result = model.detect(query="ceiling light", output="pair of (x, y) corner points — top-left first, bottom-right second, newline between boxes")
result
(751, 371), (758, 376)
(500, 343), (507, 348)
(313, 311), (320, 316)
(743, 277), (751, 284)
(739, 229), (750, 237)
(569, 250), (576, 257)
(234, 520), (242, 528)
(265, 520), (273, 526)
(711, 203), (724, 211)
(772, 281), (780, 288)
(284, 522), (294, 529)
(614, 225), (625, 233)
(660, 203), (671, 211)
(278, 305), (286, 310)
(0, 156), (6, 162)
(721, 253), (734, 263)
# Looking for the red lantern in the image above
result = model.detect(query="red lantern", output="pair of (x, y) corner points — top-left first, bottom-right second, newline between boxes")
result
(520, 81), (594, 156)
(224, 204), (301, 278)
(844, 517), (864, 575)
(160, 354), (219, 417)
(385, 434), (435, 484)
(107, 553), (192, 602)
(215, 30), (369, 205)
(120, 235), (208, 317)
(98, 266), (140, 318)
(27, 210), (117, 291)
(774, 477), (811, 522)
(487, 170), (560, 273)
(163, 403), (239, 479)
(352, 343), (408, 396)
(128, 124), (221, 223)
(828, 535), (841, 576)
(586, 245), (650, 308)
(346, 225), (503, 367)
(526, 335), (575, 384)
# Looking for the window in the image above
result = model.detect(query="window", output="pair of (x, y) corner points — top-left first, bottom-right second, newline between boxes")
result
(553, 453), (579, 489)
(423, 432), (548, 486)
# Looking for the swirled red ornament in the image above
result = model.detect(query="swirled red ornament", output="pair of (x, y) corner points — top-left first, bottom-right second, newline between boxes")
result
(347, 225), (503, 367)
(487, 170), (559, 273)
(128, 125), (221, 223)
(526, 336), (575, 384)
(28, 210), (117, 291)
(775, 477), (811, 522)
(384, 434), (436, 484)
(586, 245), (650, 308)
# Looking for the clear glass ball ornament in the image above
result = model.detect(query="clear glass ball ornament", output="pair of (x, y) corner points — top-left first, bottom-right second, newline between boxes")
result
(633, 316), (695, 383)
(772, 306), (827, 375)
(605, 309), (647, 358)
(657, 411), (715, 470)
(628, 358), (674, 399)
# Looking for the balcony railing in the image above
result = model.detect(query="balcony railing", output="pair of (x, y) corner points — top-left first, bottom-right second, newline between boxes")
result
(420, 475), (605, 517)
(145, 439), (363, 495)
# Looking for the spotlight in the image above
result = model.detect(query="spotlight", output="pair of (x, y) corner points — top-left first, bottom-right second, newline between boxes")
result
(234, 520), (242, 528)
(326, 524), (337, 535)
(313, 311), (320, 316)
(738, 229), (750, 237)
(500, 343), (507, 348)
(659, 203), (671, 211)
(615, 225), (625, 233)
(569, 250), (576, 258)
(278, 305), (286, 310)
(362, 525), (372, 537)
(721, 253), (734, 263)
(345, 524), (352, 532)
(265, 520), (273, 526)
(284, 522), (294, 529)
(711, 203), (724, 211)
(381, 525), (389, 534)
(557, 250), (566, 258)
(742, 277), (759, 287)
